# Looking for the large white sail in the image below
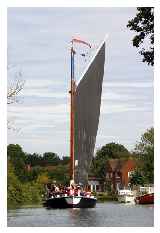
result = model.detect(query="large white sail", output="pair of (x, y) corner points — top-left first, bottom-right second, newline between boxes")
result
(74, 38), (106, 185)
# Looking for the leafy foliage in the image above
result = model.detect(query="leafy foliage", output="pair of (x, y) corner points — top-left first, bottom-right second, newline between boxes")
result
(90, 143), (130, 180)
(7, 144), (26, 182)
(129, 169), (145, 186)
(43, 152), (60, 166)
(25, 153), (43, 166)
(47, 164), (70, 185)
(61, 156), (70, 165)
(7, 160), (44, 207)
(127, 7), (154, 66)
(131, 127), (154, 185)
(96, 142), (130, 159)
(7, 161), (24, 206)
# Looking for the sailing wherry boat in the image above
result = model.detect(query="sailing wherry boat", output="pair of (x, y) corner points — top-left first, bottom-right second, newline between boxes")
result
(43, 36), (106, 208)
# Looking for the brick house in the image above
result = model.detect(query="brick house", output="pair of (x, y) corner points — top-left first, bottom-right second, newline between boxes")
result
(106, 158), (136, 192)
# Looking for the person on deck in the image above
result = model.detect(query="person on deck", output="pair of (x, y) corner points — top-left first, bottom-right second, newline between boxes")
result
(77, 186), (81, 196)
(69, 185), (75, 196)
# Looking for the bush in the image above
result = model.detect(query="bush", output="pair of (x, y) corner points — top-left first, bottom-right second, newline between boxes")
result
(7, 161), (45, 208)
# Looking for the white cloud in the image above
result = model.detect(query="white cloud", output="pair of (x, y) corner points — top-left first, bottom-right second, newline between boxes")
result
(100, 101), (152, 115)
(21, 88), (68, 98)
(103, 81), (153, 88)
(24, 79), (64, 88)
(8, 103), (70, 134)
(101, 90), (140, 101)
(19, 79), (68, 98)
(97, 135), (117, 140)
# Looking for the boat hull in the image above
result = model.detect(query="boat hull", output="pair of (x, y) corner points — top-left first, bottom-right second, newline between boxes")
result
(135, 193), (154, 204)
(118, 195), (135, 203)
(43, 196), (97, 208)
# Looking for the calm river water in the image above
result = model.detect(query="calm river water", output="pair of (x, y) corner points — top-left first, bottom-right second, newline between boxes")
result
(7, 202), (154, 227)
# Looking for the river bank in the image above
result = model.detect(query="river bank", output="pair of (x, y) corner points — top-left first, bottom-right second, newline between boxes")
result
(94, 192), (118, 202)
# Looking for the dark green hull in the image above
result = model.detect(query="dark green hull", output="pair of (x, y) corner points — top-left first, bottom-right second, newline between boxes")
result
(43, 196), (97, 208)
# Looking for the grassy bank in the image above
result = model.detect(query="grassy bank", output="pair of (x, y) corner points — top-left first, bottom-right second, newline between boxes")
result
(93, 192), (118, 202)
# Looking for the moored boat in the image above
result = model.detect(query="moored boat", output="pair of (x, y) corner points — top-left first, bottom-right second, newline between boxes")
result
(135, 186), (154, 204)
(135, 193), (154, 204)
(118, 189), (135, 203)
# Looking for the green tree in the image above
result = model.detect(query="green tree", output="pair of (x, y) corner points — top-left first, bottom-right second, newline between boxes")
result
(7, 161), (23, 206)
(127, 7), (154, 66)
(7, 144), (26, 181)
(42, 152), (60, 166)
(37, 173), (49, 185)
(23, 166), (43, 182)
(90, 143), (130, 180)
(96, 142), (130, 159)
(8, 160), (45, 207)
(129, 169), (145, 186)
(47, 164), (70, 185)
(25, 153), (43, 166)
(61, 156), (70, 165)
(134, 127), (154, 184)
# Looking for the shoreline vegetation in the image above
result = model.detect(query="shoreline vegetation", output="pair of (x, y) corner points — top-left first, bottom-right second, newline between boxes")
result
(7, 127), (153, 209)
(8, 163), (44, 209)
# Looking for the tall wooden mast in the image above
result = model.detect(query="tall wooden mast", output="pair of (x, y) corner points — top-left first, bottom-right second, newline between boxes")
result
(70, 43), (75, 182)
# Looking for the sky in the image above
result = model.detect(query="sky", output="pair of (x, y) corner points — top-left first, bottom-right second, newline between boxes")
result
(7, 7), (153, 157)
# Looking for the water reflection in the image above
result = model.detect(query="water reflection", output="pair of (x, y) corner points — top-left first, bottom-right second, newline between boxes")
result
(69, 208), (99, 226)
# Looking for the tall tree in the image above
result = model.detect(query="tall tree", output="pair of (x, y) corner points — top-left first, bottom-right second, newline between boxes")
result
(90, 143), (130, 180)
(25, 153), (43, 166)
(42, 152), (60, 166)
(7, 144), (26, 181)
(96, 142), (130, 160)
(7, 161), (23, 206)
(127, 7), (154, 66)
(134, 127), (154, 184)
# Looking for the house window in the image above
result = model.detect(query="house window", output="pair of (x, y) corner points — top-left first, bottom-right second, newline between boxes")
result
(106, 172), (112, 178)
(116, 172), (121, 178)
(96, 185), (99, 191)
